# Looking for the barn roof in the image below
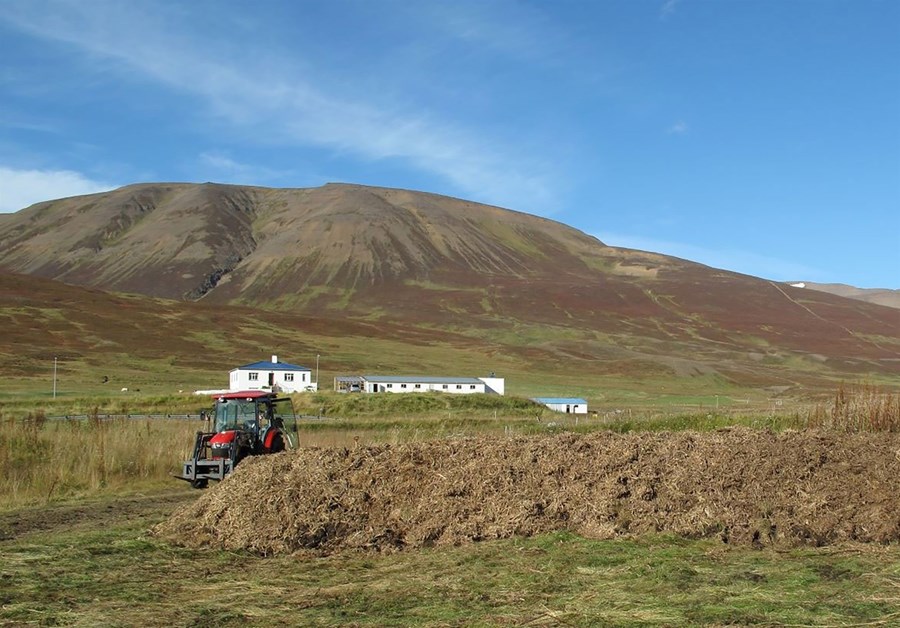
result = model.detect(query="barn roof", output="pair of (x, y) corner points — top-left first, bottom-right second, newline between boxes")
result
(532, 397), (588, 405)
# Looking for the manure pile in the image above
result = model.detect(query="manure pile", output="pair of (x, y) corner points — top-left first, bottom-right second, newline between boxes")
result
(154, 429), (900, 555)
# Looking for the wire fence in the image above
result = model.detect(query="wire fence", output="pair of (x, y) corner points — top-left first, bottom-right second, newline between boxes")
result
(41, 413), (333, 422)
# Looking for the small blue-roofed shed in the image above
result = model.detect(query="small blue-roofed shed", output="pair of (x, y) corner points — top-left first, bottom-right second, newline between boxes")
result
(532, 397), (588, 414)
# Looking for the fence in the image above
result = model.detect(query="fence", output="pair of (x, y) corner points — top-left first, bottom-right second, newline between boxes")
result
(41, 413), (332, 422)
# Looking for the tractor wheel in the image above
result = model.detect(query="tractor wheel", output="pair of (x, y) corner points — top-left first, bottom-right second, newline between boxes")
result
(191, 479), (208, 489)
(234, 446), (251, 467)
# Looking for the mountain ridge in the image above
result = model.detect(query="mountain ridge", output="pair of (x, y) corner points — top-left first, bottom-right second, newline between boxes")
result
(1, 181), (897, 390)
(787, 282), (900, 310)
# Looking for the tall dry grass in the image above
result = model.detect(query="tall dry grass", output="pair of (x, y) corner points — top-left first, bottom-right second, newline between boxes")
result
(803, 384), (899, 432)
(0, 410), (199, 509)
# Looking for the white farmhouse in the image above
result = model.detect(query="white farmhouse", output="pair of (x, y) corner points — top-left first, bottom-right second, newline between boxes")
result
(356, 375), (505, 395)
(229, 355), (316, 393)
(532, 397), (588, 414)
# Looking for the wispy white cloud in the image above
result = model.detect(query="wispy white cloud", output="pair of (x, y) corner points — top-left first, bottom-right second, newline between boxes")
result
(198, 151), (294, 185)
(0, 110), (59, 134)
(415, 2), (622, 87)
(594, 231), (825, 282)
(1, 1), (559, 214)
(0, 166), (116, 212)
(660, 0), (681, 20)
(421, 0), (572, 67)
(667, 120), (688, 135)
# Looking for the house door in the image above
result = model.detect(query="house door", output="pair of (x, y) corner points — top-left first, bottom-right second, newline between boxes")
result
(268, 373), (275, 387)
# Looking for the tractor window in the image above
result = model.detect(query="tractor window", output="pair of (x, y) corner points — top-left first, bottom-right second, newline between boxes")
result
(271, 398), (296, 425)
(214, 400), (258, 432)
(271, 397), (298, 447)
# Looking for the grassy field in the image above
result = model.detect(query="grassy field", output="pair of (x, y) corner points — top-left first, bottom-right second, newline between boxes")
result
(2, 385), (894, 509)
(1, 387), (897, 626)
(2, 492), (898, 627)
(0, 408), (794, 511)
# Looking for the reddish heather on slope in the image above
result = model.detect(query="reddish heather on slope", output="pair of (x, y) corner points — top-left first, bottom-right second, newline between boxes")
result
(1, 182), (897, 382)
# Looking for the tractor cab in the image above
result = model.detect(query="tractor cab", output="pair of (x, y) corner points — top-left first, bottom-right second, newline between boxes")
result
(176, 391), (298, 489)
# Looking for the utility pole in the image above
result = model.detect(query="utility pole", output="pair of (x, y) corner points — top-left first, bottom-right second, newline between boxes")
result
(316, 354), (320, 390)
(53, 356), (58, 399)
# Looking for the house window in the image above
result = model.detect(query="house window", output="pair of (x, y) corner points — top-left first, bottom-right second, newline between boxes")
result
(442, 384), (448, 389)
(387, 384), (393, 388)
(414, 384), (421, 389)
(284, 373), (294, 382)
(456, 384), (462, 389)
(401, 384), (407, 389)
(470, 385), (476, 389)
(249, 372), (258, 381)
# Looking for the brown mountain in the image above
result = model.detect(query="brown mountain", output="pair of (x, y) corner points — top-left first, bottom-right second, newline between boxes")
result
(1, 182), (898, 390)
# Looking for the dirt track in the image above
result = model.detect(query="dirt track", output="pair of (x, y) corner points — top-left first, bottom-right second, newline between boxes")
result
(0, 490), (195, 542)
(154, 429), (900, 556)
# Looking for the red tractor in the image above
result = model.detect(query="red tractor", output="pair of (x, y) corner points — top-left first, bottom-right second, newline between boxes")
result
(176, 391), (298, 489)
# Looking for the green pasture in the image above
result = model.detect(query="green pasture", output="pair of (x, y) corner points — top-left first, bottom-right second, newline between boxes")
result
(1, 499), (897, 627)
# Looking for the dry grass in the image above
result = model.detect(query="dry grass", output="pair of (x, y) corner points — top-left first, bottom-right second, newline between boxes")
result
(803, 383), (900, 432)
(0, 411), (198, 509)
(3, 383), (895, 511)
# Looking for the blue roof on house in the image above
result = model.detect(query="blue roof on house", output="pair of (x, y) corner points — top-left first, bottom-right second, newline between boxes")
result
(234, 360), (310, 371)
(532, 397), (588, 405)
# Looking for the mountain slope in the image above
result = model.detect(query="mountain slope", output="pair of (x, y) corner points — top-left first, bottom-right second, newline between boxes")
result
(1, 182), (898, 389)
(0, 270), (509, 394)
(787, 282), (900, 310)
(0, 182), (650, 299)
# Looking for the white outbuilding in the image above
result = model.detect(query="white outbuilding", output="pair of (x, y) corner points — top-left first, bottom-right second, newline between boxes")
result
(354, 375), (505, 395)
(229, 355), (316, 393)
(532, 397), (588, 414)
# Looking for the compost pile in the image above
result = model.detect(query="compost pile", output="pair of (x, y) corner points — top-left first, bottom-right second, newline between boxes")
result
(154, 429), (900, 555)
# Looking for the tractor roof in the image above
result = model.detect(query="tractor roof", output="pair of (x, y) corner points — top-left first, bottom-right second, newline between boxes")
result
(215, 390), (277, 400)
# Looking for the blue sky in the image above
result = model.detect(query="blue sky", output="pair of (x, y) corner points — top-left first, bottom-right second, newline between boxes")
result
(1, 0), (898, 288)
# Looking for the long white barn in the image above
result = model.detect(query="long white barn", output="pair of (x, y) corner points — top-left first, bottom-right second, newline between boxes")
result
(338, 375), (505, 395)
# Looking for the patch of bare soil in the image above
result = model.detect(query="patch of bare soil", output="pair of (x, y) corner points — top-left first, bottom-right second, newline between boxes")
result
(0, 489), (195, 541)
(153, 429), (900, 556)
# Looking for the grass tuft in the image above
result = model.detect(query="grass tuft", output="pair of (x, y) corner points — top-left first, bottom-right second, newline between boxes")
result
(802, 383), (899, 432)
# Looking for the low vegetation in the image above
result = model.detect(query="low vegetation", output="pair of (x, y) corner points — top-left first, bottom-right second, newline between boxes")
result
(1, 385), (895, 510)
(2, 385), (899, 626)
(3, 516), (899, 627)
(803, 383), (899, 432)
(0, 412), (197, 509)
(0, 392), (210, 421)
